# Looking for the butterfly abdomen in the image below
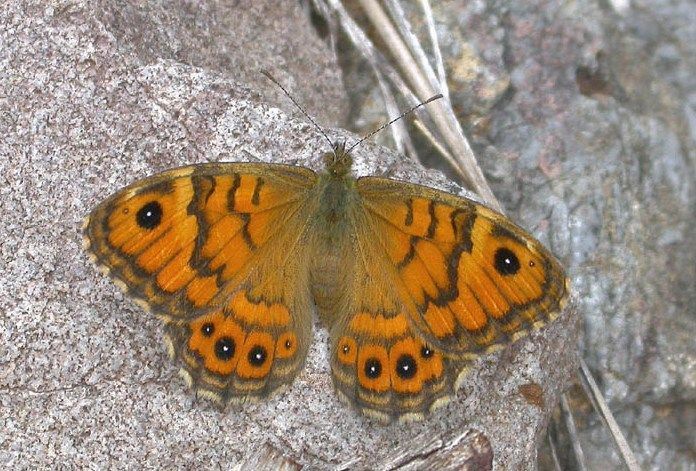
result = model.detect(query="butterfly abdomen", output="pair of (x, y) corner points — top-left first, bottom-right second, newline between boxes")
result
(309, 250), (350, 325)
(308, 172), (366, 326)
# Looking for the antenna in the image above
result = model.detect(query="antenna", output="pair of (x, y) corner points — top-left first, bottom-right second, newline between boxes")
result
(260, 70), (334, 150)
(261, 70), (443, 154)
(345, 93), (443, 153)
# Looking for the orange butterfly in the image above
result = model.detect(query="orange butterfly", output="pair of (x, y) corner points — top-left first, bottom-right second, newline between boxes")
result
(83, 142), (569, 423)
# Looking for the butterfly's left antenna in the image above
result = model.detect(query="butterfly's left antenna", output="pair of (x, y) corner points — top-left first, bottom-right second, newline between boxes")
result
(260, 70), (335, 151)
(345, 94), (443, 154)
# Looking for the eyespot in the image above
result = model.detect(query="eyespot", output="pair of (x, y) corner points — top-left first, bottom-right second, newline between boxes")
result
(236, 332), (274, 378)
(276, 332), (297, 359)
(136, 201), (163, 229)
(214, 337), (235, 361)
(494, 247), (520, 275)
(420, 345), (434, 358)
(337, 336), (357, 365)
(248, 345), (267, 366)
(395, 354), (417, 379)
(201, 322), (215, 337)
(364, 358), (382, 379)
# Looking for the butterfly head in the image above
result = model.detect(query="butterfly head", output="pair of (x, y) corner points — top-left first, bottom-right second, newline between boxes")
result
(323, 141), (353, 178)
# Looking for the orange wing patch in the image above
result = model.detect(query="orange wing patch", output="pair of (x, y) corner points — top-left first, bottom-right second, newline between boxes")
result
(359, 182), (568, 356)
(166, 288), (308, 401)
(349, 312), (409, 339)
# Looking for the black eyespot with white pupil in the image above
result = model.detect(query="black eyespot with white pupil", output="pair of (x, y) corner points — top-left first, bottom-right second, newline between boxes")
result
(214, 337), (235, 361)
(248, 345), (267, 366)
(342, 344), (350, 354)
(364, 358), (382, 379)
(136, 201), (163, 229)
(421, 346), (433, 358)
(494, 247), (520, 275)
(201, 323), (215, 337)
(396, 354), (417, 379)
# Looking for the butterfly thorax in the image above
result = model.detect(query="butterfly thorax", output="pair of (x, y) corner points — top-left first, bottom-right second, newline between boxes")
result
(316, 143), (359, 236)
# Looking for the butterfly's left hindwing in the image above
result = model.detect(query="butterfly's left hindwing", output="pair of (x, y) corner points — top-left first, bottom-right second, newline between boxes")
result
(84, 163), (317, 401)
(163, 281), (314, 402)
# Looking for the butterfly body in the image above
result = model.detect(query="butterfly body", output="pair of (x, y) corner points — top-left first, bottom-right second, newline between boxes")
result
(84, 144), (569, 423)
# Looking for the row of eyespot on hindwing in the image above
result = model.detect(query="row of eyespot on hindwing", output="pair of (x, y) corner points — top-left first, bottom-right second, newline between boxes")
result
(182, 311), (298, 379)
(336, 335), (444, 394)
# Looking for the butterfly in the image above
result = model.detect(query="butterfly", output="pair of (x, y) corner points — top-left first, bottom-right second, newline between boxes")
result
(83, 142), (569, 423)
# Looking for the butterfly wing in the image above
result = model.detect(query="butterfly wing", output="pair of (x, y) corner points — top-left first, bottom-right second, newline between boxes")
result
(328, 176), (569, 421)
(328, 257), (462, 423)
(84, 163), (317, 401)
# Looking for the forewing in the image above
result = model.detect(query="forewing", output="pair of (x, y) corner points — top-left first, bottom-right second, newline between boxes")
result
(84, 163), (315, 319)
(357, 176), (569, 357)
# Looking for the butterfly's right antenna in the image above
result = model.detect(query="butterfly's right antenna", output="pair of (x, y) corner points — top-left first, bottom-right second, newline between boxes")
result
(260, 70), (335, 151)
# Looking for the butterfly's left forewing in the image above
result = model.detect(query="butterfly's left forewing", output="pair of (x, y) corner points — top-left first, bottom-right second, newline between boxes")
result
(357, 176), (569, 355)
(84, 163), (318, 401)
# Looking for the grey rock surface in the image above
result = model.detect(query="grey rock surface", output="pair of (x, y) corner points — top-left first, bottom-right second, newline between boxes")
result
(0, 1), (578, 470)
(93, 0), (348, 127)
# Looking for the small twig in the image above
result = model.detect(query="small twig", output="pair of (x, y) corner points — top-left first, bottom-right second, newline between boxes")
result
(560, 393), (588, 471)
(356, 0), (501, 209)
(546, 424), (563, 471)
(412, 118), (463, 178)
(578, 359), (641, 471)
(372, 68), (414, 158)
(383, 0), (444, 100)
(322, 0), (425, 112)
(418, 0), (449, 101)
